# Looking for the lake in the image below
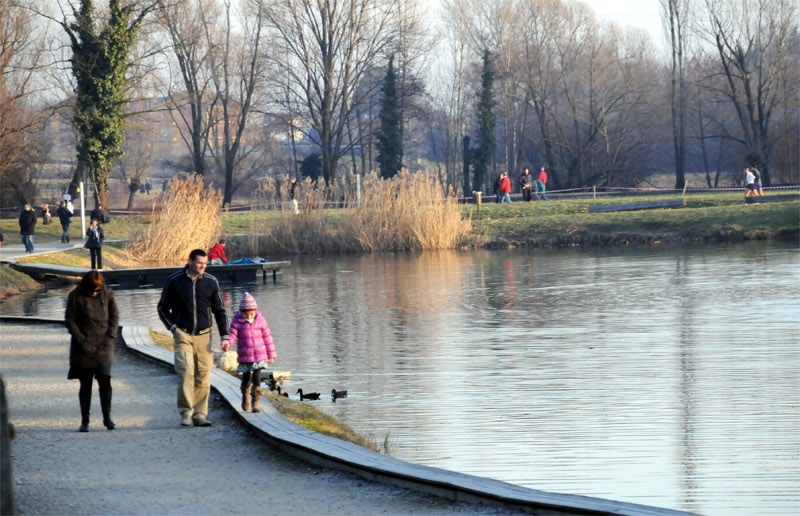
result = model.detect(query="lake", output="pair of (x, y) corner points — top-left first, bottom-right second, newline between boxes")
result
(3, 241), (798, 515)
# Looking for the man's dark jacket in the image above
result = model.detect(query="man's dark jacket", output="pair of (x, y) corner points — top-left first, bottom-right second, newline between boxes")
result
(157, 268), (229, 337)
(18, 210), (36, 235)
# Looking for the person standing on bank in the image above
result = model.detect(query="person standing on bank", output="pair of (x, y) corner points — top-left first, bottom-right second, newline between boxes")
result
(289, 178), (299, 215)
(66, 270), (120, 432)
(57, 200), (73, 243)
(223, 292), (276, 413)
(157, 249), (229, 427)
(85, 218), (104, 269)
(518, 168), (533, 202)
(18, 204), (36, 253)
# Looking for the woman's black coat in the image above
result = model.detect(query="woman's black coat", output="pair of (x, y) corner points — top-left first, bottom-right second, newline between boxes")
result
(65, 287), (119, 377)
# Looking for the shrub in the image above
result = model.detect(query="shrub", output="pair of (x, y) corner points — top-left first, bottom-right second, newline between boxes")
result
(126, 175), (222, 263)
(257, 170), (471, 254)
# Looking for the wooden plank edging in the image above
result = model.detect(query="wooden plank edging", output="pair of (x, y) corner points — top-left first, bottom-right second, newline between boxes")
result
(0, 316), (694, 516)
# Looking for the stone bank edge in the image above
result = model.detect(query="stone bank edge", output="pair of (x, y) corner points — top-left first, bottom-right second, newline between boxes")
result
(0, 316), (693, 516)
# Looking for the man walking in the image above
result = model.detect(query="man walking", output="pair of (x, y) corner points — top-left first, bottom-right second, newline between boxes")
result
(158, 249), (229, 427)
(537, 167), (549, 201)
(18, 204), (36, 253)
(499, 172), (513, 203)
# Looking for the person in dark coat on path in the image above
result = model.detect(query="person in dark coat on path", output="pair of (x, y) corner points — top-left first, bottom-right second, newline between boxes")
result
(65, 271), (120, 432)
(85, 218), (104, 269)
(18, 204), (36, 253)
(57, 200), (73, 243)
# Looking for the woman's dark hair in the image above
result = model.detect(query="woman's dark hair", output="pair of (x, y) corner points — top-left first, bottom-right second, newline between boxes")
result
(79, 270), (105, 295)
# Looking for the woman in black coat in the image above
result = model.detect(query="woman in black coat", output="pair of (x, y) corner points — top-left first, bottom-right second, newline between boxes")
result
(65, 271), (120, 432)
(84, 218), (104, 269)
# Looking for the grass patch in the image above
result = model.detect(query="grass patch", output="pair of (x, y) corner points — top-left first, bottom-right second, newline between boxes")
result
(468, 191), (800, 247)
(17, 243), (142, 269)
(263, 391), (378, 451)
(0, 265), (42, 299)
(0, 215), (150, 244)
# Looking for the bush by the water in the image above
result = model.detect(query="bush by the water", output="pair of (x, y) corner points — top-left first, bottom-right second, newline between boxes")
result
(257, 171), (471, 253)
(126, 176), (222, 262)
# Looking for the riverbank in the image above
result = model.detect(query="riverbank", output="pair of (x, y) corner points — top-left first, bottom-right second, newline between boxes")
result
(469, 192), (800, 247)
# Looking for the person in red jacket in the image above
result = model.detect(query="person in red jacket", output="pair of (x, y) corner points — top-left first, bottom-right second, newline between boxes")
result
(537, 167), (549, 200)
(499, 172), (512, 203)
(208, 238), (228, 265)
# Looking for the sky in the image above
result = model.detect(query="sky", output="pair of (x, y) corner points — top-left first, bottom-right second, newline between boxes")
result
(581, 0), (666, 50)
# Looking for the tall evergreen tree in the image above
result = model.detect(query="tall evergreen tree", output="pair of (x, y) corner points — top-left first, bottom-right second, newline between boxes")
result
(376, 56), (403, 179)
(473, 49), (496, 193)
(60, 0), (155, 209)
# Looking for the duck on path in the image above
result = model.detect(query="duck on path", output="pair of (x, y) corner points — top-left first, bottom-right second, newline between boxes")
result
(296, 389), (321, 401)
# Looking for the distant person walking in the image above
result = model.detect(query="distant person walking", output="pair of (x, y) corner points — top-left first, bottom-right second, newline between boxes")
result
(223, 292), (276, 413)
(85, 218), (104, 269)
(499, 172), (512, 203)
(57, 200), (73, 243)
(157, 249), (229, 427)
(537, 167), (549, 201)
(744, 168), (759, 198)
(208, 238), (229, 265)
(493, 173), (503, 203)
(289, 178), (299, 215)
(65, 270), (120, 432)
(518, 168), (533, 202)
(18, 204), (36, 253)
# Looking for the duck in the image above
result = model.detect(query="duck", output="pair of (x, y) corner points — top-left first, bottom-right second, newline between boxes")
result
(265, 374), (278, 391)
(331, 389), (348, 400)
(282, 392), (289, 398)
(296, 389), (321, 401)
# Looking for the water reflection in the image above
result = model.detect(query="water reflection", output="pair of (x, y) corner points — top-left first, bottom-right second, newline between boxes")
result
(2, 242), (798, 515)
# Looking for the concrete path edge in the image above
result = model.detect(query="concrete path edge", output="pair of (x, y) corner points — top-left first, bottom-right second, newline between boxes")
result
(0, 316), (694, 516)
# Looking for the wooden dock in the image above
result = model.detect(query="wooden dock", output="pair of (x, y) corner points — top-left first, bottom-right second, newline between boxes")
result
(745, 194), (800, 204)
(8, 261), (291, 288)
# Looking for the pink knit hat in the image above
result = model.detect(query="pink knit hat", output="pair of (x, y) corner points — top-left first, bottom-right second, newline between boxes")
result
(239, 292), (258, 311)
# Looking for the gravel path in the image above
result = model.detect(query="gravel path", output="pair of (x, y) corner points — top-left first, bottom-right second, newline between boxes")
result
(1, 323), (507, 515)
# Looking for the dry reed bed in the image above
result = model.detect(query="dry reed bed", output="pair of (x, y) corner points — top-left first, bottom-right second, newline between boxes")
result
(126, 176), (222, 263)
(255, 171), (471, 254)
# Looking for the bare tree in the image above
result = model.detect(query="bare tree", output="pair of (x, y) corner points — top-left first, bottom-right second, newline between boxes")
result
(0, 0), (48, 203)
(157, 0), (220, 177)
(660, 0), (692, 188)
(265, 0), (397, 184)
(700, 0), (799, 185)
(206, 0), (269, 205)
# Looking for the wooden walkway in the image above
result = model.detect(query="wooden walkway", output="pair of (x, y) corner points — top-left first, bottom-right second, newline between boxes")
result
(8, 262), (291, 287)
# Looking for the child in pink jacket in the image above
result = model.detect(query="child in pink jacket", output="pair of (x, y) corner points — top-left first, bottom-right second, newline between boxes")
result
(222, 292), (276, 412)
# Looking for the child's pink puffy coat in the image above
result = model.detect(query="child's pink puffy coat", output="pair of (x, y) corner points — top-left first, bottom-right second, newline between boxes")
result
(228, 311), (276, 364)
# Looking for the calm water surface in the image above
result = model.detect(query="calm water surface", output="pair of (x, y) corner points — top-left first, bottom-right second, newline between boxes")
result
(3, 242), (798, 515)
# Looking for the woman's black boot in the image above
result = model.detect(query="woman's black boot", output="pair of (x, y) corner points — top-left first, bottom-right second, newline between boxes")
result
(98, 375), (115, 430)
(79, 420), (90, 432)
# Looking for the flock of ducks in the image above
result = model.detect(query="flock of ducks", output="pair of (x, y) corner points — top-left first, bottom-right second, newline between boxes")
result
(266, 373), (348, 402)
